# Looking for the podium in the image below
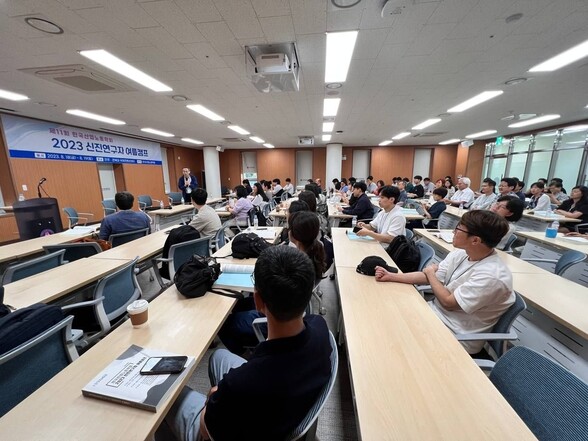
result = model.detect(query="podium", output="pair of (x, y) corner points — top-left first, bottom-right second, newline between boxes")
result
(12, 198), (63, 240)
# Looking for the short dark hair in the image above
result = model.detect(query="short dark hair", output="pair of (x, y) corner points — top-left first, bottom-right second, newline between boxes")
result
(254, 246), (315, 321)
(414, 175), (422, 181)
(286, 178), (291, 182)
(433, 187), (448, 198)
(379, 185), (400, 203)
(288, 200), (309, 215)
(531, 181), (545, 190)
(272, 178), (281, 185)
(115, 192), (134, 210)
(191, 188), (208, 205)
(549, 181), (563, 190)
(500, 177), (517, 189)
(298, 190), (317, 212)
(459, 210), (509, 248)
(496, 195), (524, 222)
(335, 182), (341, 190)
(538, 178), (548, 184)
(353, 182), (367, 193)
(242, 179), (250, 185)
(367, 175), (374, 181)
(332, 178), (339, 184)
(304, 183), (320, 198)
(349, 177), (356, 184)
(551, 177), (563, 184)
(424, 177), (431, 182)
(482, 178), (497, 189)
(235, 185), (247, 199)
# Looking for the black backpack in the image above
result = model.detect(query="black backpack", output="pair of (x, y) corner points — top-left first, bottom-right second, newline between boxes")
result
(160, 225), (201, 279)
(173, 255), (221, 298)
(254, 206), (267, 227)
(231, 232), (271, 259)
(385, 235), (421, 273)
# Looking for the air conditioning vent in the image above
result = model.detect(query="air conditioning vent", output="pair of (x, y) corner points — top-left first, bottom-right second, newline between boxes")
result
(0, 107), (17, 113)
(298, 136), (315, 146)
(19, 64), (135, 93)
(221, 138), (247, 142)
(413, 132), (447, 137)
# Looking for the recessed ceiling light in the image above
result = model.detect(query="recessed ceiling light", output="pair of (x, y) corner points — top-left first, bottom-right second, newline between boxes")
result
(0, 89), (29, 101)
(508, 114), (560, 128)
(322, 122), (334, 132)
(392, 132), (411, 140)
(171, 95), (189, 102)
(504, 77), (528, 86)
(439, 138), (461, 145)
(465, 130), (497, 139)
(66, 109), (125, 125)
(323, 98), (341, 117)
(447, 91), (503, 113)
(250, 136), (264, 143)
(411, 118), (441, 130)
(263, 143), (275, 148)
(187, 104), (224, 121)
(24, 17), (64, 34)
(585, 104), (588, 108)
(322, 134), (332, 142)
(79, 49), (172, 92)
(529, 38), (588, 72)
(326, 83), (342, 89)
(325, 31), (358, 83)
(228, 125), (250, 135)
(181, 138), (203, 145)
(141, 127), (174, 137)
(379, 140), (393, 146)
(505, 13), (523, 24)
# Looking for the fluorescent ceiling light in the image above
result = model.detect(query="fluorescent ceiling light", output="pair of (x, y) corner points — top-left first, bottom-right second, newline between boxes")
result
(181, 138), (203, 145)
(263, 143), (274, 148)
(228, 125), (250, 135)
(322, 134), (332, 142)
(141, 127), (174, 137)
(325, 31), (358, 83)
(465, 130), (497, 139)
(412, 118), (441, 130)
(379, 140), (393, 146)
(439, 138), (461, 145)
(0, 88), (29, 101)
(249, 136), (265, 143)
(563, 125), (588, 133)
(538, 131), (558, 137)
(66, 109), (125, 125)
(392, 132), (411, 140)
(447, 91), (503, 113)
(322, 122), (334, 132)
(508, 114), (560, 128)
(186, 104), (224, 122)
(79, 49), (172, 92)
(323, 98), (340, 117)
(529, 39), (588, 72)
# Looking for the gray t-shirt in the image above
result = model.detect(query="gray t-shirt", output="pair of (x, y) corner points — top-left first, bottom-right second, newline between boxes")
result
(189, 204), (222, 237)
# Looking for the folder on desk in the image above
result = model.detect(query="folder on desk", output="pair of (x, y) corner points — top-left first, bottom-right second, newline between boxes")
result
(346, 232), (375, 241)
(213, 272), (254, 291)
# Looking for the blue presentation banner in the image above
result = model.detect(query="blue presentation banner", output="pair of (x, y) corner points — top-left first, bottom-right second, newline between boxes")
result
(1, 114), (162, 165)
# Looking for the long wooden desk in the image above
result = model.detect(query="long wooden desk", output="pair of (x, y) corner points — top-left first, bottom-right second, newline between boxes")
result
(332, 233), (535, 440)
(148, 205), (194, 230)
(211, 227), (282, 266)
(3, 257), (131, 309)
(0, 286), (236, 441)
(517, 230), (588, 274)
(331, 227), (393, 268)
(90, 225), (176, 262)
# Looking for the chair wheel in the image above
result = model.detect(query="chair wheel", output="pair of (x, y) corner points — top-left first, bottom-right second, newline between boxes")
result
(319, 307), (327, 315)
(329, 274), (335, 280)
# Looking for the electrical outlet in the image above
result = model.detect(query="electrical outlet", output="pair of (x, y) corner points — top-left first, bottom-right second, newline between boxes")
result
(22, 184), (28, 191)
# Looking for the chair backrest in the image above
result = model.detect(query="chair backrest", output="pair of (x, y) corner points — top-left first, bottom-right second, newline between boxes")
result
(416, 241), (435, 271)
(108, 228), (149, 247)
(93, 257), (142, 322)
(501, 233), (518, 252)
(213, 225), (228, 253)
(101, 199), (117, 217)
(405, 228), (414, 241)
(556, 250), (587, 277)
(281, 192), (289, 201)
(489, 346), (588, 440)
(0, 315), (77, 417)
(169, 237), (212, 279)
(2, 249), (66, 284)
(289, 331), (339, 441)
(437, 212), (458, 230)
(247, 207), (256, 226)
(137, 195), (153, 210)
(488, 291), (526, 358)
(44, 242), (102, 262)
(63, 207), (79, 228)
(167, 192), (182, 205)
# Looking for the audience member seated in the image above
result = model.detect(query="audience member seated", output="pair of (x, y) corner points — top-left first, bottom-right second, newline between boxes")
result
(497, 177), (518, 198)
(226, 185), (254, 227)
(373, 179), (385, 196)
(423, 177), (435, 194)
(396, 180), (408, 206)
(444, 179), (456, 198)
(555, 185), (588, 233)
(444, 177), (475, 208)
(355, 185), (405, 244)
(366, 176), (377, 193)
(375, 210), (514, 356)
(189, 189), (221, 237)
(514, 179), (526, 201)
(283, 178), (294, 197)
(271, 178), (283, 199)
(98, 191), (151, 240)
(218, 213), (327, 356)
(490, 196), (524, 250)
(411, 187), (447, 229)
(341, 182), (373, 220)
(407, 175), (425, 198)
(157, 246), (331, 441)
(242, 179), (252, 195)
(470, 178), (497, 211)
(547, 181), (569, 206)
(250, 182), (269, 206)
(528, 181), (551, 212)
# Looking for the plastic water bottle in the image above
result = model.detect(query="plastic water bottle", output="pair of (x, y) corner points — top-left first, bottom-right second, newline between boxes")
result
(253, 215), (258, 229)
(159, 200), (164, 209)
(545, 220), (559, 238)
(458, 203), (464, 215)
(352, 216), (357, 229)
(18, 193), (25, 201)
(180, 196), (184, 205)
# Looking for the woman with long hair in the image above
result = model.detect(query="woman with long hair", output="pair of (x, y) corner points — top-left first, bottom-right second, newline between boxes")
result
(288, 211), (327, 281)
(250, 182), (269, 206)
(555, 185), (588, 232)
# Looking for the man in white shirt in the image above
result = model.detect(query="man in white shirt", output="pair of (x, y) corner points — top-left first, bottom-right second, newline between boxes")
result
(355, 186), (405, 244)
(470, 178), (498, 210)
(189, 188), (222, 237)
(445, 177), (475, 208)
(423, 177), (435, 194)
(497, 177), (518, 197)
(283, 178), (294, 196)
(375, 210), (514, 355)
(271, 178), (283, 197)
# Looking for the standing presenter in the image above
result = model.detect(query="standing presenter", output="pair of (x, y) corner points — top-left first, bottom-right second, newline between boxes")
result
(178, 168), (198, 204)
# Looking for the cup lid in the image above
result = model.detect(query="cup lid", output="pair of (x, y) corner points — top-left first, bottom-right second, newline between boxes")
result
(127, 299), (148, 314)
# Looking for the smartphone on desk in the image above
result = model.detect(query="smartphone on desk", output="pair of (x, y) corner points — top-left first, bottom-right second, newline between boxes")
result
(140, 356), (188, 375)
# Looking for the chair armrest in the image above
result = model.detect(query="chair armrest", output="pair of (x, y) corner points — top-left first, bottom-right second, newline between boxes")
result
(77, 212), (94, 217)
(454, 331), (517, 342)
(152, 198), (161, 204)
(252, 317), (268, 343)
(474, 359), (496, 371)
(153, 257), (172, 263)
(521, 258), (558, 264)
(415, 285), (432, 292)
(62, 297), (104, 312)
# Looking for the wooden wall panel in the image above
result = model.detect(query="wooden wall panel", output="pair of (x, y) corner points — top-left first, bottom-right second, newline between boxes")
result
(10, 158), (104, 226)
(168, 145), (204, 189)
(466, 142), (486, 189)
(455, 144), (469, 179)
(121, 164), (166, 209)
(341, 147), (354, 179)
(219, 149), (241, 189)
(371, 146), (415, 181)
(431, 146), (458, 182)
(0, 128), (16, 205)
(312, 149), (326, 186)
(0, 214), (19, 243)
(257, 149), (296, 183)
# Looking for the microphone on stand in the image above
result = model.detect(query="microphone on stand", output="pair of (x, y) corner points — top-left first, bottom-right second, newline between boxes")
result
(38, 177), (47, 198)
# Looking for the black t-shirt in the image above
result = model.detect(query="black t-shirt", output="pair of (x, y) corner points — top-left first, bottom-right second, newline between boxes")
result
(413, 184), (424, 198)
(559, 199), (588, 222)
(205, 315), (332, 441)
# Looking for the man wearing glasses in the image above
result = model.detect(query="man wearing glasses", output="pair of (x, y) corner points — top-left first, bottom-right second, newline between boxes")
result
(375, 210), (515, 356)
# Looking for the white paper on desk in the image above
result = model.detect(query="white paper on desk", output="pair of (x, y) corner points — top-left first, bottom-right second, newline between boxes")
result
(560, 236), (588, 243)
(220, 263), (254, 273)
(246, 229), (275, 240)
(62, 226), (96, 235)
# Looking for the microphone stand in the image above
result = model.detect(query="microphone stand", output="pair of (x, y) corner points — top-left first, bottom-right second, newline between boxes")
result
(37, 182), (51, 198)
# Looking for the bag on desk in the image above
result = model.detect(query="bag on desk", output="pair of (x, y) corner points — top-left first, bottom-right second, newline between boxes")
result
(160, 225), (201, 279)
(231, 232), (271, 259)
(77, 235), (112, 251)
(385, 235), (420, 273)
(174, 255), (220, 298)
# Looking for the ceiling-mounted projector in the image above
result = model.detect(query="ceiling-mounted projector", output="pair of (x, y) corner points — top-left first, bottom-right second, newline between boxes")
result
(255, 53), (290, 74)
(246, 43), (300, 93)
(298, 136), (314, 146)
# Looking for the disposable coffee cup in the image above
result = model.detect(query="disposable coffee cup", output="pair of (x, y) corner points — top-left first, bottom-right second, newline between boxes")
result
(127, 299), (149, 327)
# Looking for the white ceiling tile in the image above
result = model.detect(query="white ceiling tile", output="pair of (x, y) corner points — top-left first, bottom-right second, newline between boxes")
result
(405, 22), (457, 56)
(214, 0), (256, 21)
(251, 0), (290, 18)
(326, 8), (363, 32)
(56, 0), (107, 10)
(140, 1), (206, 44)
(290, 0), (326, 35)
(135, 26), (194, 59)
(226, 17), (264, 40)
(426, 0), (478, 24)
(174, 0), (222, 23)
(75, 7), (150, 47)
(373, 44), (410, 69)
(183, 42), (228, 69)
(106, 2), (160, 29)
(353, 28), (390, 60)
(295, 34), (324, 64)
(259, 15), (295, 42)
(197, 21), (243, 55)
